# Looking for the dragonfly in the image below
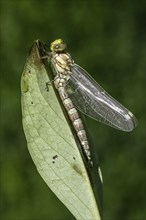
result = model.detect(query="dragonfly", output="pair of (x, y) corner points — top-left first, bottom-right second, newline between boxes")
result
(41, 39), (137, 164)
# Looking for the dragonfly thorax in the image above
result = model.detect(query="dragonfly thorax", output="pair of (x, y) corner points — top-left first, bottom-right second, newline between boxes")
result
(52, 53), (73, 75)
(52, 52), (73, 89)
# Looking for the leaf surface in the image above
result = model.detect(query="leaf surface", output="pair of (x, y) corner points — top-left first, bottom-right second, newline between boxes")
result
(21, 41), (102, 220)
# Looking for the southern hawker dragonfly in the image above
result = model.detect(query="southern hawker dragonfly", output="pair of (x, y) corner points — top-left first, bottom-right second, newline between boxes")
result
(40, 39), (137, 164)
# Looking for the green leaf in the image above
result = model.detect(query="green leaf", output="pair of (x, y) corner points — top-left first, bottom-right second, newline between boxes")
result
(21, 40), (102, 220)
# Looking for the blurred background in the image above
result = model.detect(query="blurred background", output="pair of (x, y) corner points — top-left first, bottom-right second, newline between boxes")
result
(1, 1), (145, 220)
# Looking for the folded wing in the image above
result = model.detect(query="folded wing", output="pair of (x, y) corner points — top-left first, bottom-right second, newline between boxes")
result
(65, 64), (137, 132)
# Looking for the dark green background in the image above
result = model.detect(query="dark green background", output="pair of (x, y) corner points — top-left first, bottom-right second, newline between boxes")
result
(1, 1), (145, 220)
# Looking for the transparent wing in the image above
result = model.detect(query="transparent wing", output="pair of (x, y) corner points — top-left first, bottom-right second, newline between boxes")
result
(65, 64), (137, 132)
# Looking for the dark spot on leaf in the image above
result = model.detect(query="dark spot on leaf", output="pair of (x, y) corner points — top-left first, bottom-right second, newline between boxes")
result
(45, 82), (50, 92)
(72, 164), (84, 177)
(53, 155), (58, 160)
(52, 155), (58, 163)
(31, 101), (33, 104)
(73, 157), (76, 160)
(28, 70), (31, 74)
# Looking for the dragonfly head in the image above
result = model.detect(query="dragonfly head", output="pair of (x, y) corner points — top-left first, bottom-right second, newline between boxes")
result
(50, 39), (67, 53)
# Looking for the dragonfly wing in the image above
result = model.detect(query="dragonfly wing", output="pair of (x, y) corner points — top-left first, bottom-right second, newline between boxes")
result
(66, 64), (137, 131)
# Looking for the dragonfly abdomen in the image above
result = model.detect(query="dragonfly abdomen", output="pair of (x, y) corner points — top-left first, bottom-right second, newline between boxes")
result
(57, 86), (92, 164)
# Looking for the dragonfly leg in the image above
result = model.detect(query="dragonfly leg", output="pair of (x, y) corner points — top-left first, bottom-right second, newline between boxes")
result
(36, 41), (51, 60)
(45, 80), (54, 91)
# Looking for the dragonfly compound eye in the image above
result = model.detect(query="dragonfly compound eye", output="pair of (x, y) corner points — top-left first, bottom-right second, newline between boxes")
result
(50, 39), (67, 52)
